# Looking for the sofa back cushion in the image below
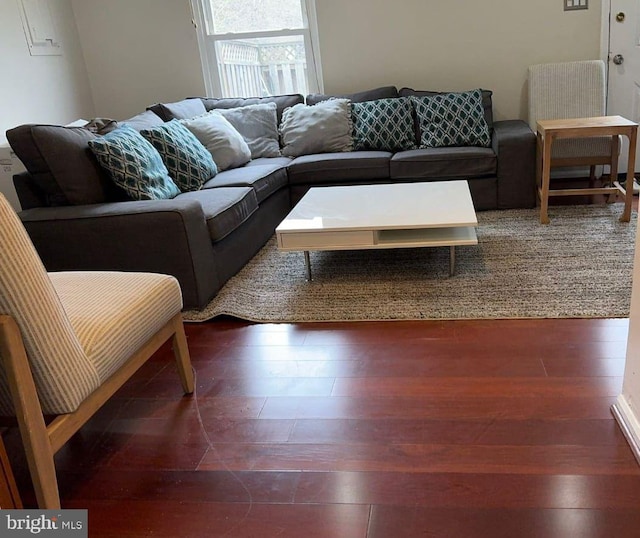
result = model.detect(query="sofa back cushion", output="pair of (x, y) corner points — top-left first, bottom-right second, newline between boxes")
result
(122, 110), (165, 131)
(306, 86), (399, 105)
(6, 124), (115, 206)
(199, 94), (304, 124)
(147, 98), (207, 122)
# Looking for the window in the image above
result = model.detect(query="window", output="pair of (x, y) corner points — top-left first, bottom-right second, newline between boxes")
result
(191, 0), (323, 98)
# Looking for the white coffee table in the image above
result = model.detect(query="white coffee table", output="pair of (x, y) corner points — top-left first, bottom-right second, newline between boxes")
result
(275, 180), (478, 280)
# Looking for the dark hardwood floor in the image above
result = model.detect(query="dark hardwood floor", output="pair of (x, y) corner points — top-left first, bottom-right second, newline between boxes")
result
(4, 316), (640, 537)
(4, 186), (639, 536)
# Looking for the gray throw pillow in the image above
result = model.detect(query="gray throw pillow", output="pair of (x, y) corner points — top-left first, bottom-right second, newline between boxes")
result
(216, 102), (281, 158)
(280, 98), (353, 158)
(122, 110), (165, 131)
(153, 98), (207, 121)
(200, 94), (304, 123)
(181, 112), (252, 171)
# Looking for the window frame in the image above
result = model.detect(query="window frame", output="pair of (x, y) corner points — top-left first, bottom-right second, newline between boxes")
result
(190, 0), (324, 98)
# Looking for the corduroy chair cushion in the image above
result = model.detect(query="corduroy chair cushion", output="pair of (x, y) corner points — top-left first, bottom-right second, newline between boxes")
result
(0, 194), (99, 415)
(50, 272), (183, 382)
(0, 193), (185, 415)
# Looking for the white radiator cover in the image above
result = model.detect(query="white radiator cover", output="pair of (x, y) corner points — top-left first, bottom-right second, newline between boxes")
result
(0, 144), (25, 211)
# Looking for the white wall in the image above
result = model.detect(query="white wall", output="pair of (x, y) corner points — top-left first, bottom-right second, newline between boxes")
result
(71, 0), (206, 121)
(615, 216), (640, 459)
(0, 0), (95, 143)
(315, 0), (603, 121)
(66, 0), (602, 122)
(625, 223), (640, 400)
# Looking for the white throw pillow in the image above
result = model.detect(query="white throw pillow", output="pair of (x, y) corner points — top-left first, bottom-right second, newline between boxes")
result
(216, 102), (281, 159)
(180, 112), (251, 171)
(279, 98), (354, 158)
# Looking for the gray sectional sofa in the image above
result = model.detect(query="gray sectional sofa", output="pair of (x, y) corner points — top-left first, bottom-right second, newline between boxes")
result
(7, 86), (536, 311)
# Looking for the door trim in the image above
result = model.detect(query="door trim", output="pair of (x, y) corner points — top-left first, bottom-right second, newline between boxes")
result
(602, 0), (612, 112)
(601, 0), (611, 65)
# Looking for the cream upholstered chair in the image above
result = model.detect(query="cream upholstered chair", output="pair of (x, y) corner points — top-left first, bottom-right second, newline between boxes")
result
(528, 60), (618, 184)
(0, 193), (194, 509)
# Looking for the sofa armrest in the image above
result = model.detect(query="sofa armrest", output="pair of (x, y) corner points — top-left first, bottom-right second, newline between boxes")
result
(19, 198), (219, 310)
(491, 120), (537, 209)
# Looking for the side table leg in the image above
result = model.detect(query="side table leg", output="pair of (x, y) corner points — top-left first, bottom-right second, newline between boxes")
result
(304, 251), (312, 281)
(449, 246), (456, 277)
(607, 135), (620, 204)
(540, 134), (553, 224)
(621, 127), (637, 223)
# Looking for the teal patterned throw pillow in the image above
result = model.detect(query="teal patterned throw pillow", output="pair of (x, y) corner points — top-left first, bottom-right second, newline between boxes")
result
(88, 125), (180, 200)
(411, 89), (491, 148)
(140, 120), (217, 192)
(351, 97), (417, 151)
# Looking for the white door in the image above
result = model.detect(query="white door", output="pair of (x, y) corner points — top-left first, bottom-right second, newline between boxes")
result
(607, 0), (640, 175)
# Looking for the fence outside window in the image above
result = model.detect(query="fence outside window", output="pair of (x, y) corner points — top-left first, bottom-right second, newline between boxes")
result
(216, 38), (308, 97)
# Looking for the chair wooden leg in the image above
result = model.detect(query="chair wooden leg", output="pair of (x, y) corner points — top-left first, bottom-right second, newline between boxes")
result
(171, 314), (194, 394)
(0, 316), (60, 509)
(588, 165), (596, 188)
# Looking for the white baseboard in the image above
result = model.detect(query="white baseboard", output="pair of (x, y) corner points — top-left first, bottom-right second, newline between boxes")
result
(611, 395), (640, 466)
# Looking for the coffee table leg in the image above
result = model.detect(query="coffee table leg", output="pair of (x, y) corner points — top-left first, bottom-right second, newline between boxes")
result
(304, 251), (312, 281)
(449, 246), (455, 277)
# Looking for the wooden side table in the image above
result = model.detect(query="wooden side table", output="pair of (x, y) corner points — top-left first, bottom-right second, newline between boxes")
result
(536, 115), (638, 224)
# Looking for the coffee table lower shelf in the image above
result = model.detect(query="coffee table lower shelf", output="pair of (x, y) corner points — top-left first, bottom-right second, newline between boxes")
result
(277, 226), (478, 280)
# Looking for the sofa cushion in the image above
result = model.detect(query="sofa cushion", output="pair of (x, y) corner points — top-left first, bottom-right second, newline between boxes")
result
(390, 147), (496, 179)
(202, 162), (288, 203)
(122, 110), (165, 131)
(88, 126), (180, 200)
(178, 187), (258, 242)
(280, 99), (353, 158)
(399, 87), (494, 129)
(181, 112), (251, 171)
(148, 98), (207, 121)
(352, 97), (416, 151)
(287, 151), (392, 185)
(410, 90), (491, 148)
(140, 120), (217, 192)
(306, 85), (399, 105)
(200, 94), (304, 123)
(215, 103), (281, 158)
(246, 156), (292, 168)
(6, 124), (113, 206)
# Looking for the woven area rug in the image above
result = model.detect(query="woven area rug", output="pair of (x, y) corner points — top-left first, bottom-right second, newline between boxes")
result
(183, 204), (638, 322)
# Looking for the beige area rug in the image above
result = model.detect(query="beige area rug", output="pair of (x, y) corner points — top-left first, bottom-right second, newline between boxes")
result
(183, 204), (638, 323)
